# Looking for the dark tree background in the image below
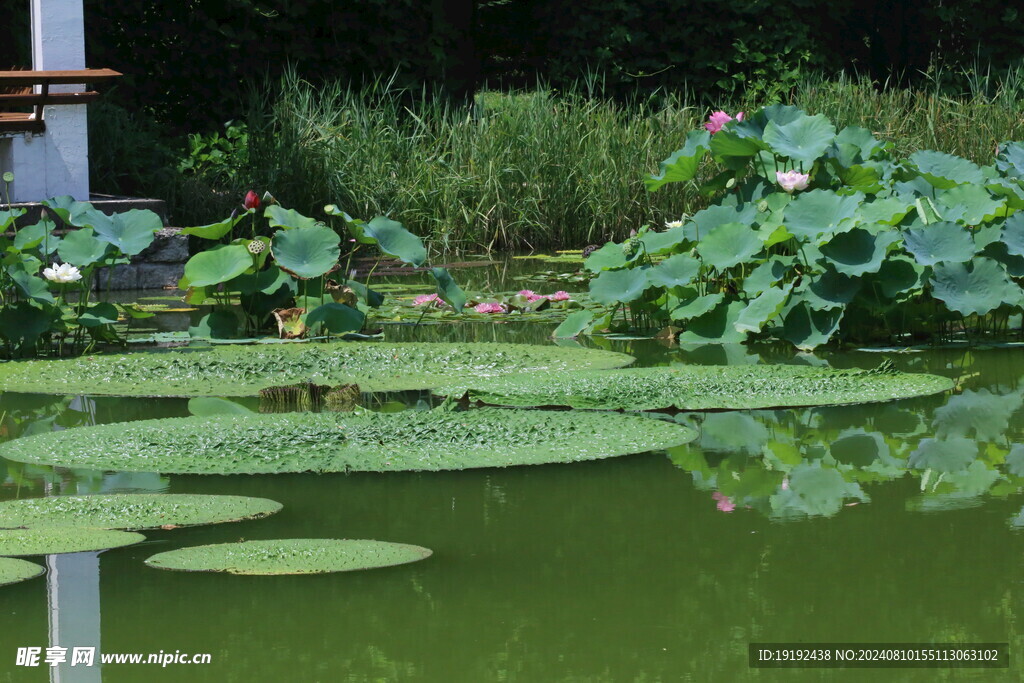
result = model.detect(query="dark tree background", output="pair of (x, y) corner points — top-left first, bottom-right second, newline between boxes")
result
(4, 0), (1021, 130)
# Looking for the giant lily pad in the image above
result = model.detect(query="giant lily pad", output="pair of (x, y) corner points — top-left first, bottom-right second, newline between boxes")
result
(0, 342), (633, 396)
(0, 494), (282, 531)
(435, 364), (953, 411)
(0, 528), (144, 556)
(0, 558), (44, 587)
(0, 409), (695, 474)
(145, 539), (432, 575)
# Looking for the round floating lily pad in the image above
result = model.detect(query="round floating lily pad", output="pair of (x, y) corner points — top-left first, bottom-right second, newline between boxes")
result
(0, 342), (633, 396)
(145, 539), (432, 575)
(0, 557), (45, 586)
(0, 408), (696, 474)
(0, 528), (144, 556)
(0, 494), (283, 531)
(434, 364), (954, 411)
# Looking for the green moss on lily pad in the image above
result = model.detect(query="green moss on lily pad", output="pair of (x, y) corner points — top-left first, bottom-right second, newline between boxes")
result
(0, 528), (144, 556)
(145, 539), (432, 575)
(0, 342), (633, 396)
(0, 408), (696, 474)
(0, 494), (282, 531)
(434, 363), (954, 411)
(0, 557), (45, 586)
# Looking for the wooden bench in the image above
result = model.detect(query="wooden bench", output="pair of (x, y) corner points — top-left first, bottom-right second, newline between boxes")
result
(0, 68), (121, 134)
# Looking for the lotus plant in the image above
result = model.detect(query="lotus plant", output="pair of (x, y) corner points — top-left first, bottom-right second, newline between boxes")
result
(704, 110), (744, 134)
(42, 263), (83, 284)
(775, 170), (810, 193)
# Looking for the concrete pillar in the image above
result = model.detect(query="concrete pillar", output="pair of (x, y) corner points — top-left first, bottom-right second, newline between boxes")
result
(1, 0), (90, 202)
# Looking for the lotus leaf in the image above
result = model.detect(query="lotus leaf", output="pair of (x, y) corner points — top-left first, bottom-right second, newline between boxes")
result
(698, 222), (763, 270)
(936, 185), (1005, 224)
(910, 150), (985, 188)
(646, 130), (711, 191)
(798, 270), (861, 310)
(762, 113), (836, 164)
(782, 301), (844, 350)
(929, 258), (1021, 316)
(435, 363), (953, 411)
(0, 528), (144, 556)
(184, 244), (253, 287)
(902, 222), (977, 266)
(271, 225), (340, 279)
(870, 256), (925, 299)
(734, 284), (791, 333)
(678, 300), (747, 344)
(0, 494), (282, 530)
(783, 189), (862, 241)
(56, 227), (110, 266)
(646, 254), (700, 288)
(0, 342), (633, 396)
(1001, 214), (1024, 257)
(0, 558), (44, 587)
(819, 228), (899, 276)
(0, 409), (694, 474)
(145, 539), (432, 575)
(590, 268), (651, 305)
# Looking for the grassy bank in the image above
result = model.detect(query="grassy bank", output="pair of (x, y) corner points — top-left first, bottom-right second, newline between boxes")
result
(122, 67), (1024, 251)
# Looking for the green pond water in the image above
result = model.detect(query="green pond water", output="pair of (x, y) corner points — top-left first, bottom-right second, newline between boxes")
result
(2, 259), (1024, 682)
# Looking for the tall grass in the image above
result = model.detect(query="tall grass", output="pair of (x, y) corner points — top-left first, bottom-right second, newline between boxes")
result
(165, 66), (1024, 252)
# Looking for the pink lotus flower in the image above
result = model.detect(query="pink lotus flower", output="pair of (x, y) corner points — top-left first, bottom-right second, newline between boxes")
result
(517, 289), (545, 302)
(705, 110), (744, 134)
(473, 302), (507, 314)
(781, 477), (790, 491)
(776, 170), (810, 193)
(546, 291), (571, 301)
(413, 293), (447, 307)
(712, 491), (735, 512)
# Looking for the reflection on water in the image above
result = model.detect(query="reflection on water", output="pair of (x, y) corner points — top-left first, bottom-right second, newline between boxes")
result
(4, 290), (1024, 679)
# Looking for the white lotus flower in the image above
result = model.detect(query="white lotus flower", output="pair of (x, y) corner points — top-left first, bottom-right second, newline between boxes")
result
(665, 220), (684, 229)
(776, 170), (810, 193)
(42, 262), (82, 283)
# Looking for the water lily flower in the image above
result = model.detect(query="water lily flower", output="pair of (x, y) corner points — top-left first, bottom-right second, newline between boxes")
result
(42, 263), (82, 283)
(705, 110), (743, 134)
(546, 291), (571, 301)
(517, 289), (545, 302)
(776, 170), (810, 193)
(243, 190), (261, 210)
(413, 293), (447, 308)
(712, 491), (736, 513)
(473, 302), (507, 314)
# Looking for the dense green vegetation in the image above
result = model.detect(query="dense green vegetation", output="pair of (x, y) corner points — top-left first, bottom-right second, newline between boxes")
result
(92, 70), (1024, 251)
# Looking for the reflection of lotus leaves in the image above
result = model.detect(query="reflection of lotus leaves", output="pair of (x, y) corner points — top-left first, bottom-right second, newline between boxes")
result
(0, 557), (45, 587)
(1005, 445), (1024, 477)
(697, 413), (770, 455)
(908, 438), (978, 473)
(769, 462), (867, 518)
(829, 429), (888, 467)
(932, 388), (1023, 442)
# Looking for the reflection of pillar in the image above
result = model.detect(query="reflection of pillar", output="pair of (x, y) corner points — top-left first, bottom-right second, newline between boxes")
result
(2, 0), (89, 202)
(47, 552), (102, 683)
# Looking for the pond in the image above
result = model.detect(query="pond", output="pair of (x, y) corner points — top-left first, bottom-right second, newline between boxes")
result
(1, 258), (1022, 682)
